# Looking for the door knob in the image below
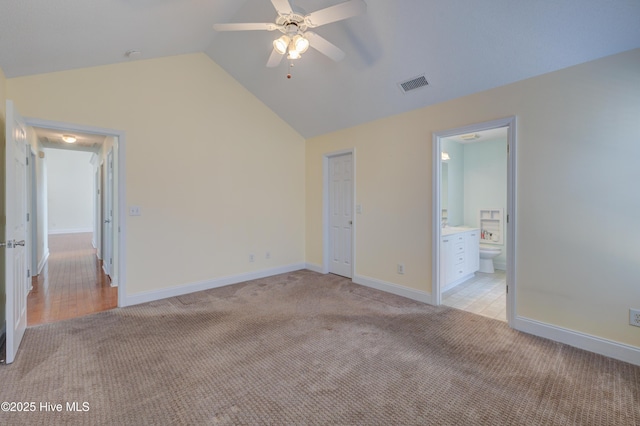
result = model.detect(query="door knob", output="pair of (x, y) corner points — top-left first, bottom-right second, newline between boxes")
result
(13, 240), (25, 246)
(349, 220), (353, 225)
(104, 219), (111, 223)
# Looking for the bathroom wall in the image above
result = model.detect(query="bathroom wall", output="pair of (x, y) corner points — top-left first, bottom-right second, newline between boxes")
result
(441, 139), (464, 226)
(463, 138), (508, 269)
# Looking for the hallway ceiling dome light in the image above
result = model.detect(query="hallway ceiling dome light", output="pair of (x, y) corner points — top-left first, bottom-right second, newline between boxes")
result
(62, 135), (77, 143)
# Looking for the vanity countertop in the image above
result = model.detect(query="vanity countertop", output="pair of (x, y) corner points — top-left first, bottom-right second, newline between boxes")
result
(442, 226), (479, 236)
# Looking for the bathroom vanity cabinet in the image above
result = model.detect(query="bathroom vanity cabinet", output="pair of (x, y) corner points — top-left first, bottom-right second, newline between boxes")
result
(440, 228), (480, 291)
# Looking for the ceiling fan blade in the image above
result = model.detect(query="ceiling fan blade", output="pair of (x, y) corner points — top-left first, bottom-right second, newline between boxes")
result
(305, 32), (345, 62)
(266, 49), (284, 68)
(305, 0), (367, 28)
(271, 0), (293, 16)
(213, 23), (280, 31)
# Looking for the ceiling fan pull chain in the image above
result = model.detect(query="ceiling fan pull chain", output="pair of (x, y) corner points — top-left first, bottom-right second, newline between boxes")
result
(287, 62), (294, 79)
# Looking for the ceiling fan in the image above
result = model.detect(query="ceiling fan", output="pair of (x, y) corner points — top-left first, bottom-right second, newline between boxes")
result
(213, 0), (367, 68)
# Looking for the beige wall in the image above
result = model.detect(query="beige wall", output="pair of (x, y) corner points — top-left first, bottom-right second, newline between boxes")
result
(7, 53), (306, 296)
(306, 48), (640, 348)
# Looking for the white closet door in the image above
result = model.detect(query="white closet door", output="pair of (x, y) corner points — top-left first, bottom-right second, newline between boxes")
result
(329, 153), (353, 278)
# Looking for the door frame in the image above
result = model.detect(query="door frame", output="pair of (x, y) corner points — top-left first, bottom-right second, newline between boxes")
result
(24, 117), (127, 308)
(322, 148), (356, 277)
(432, 116), (517, 325)
(102, 149), (114, 278)
(27, 147), (37, 289)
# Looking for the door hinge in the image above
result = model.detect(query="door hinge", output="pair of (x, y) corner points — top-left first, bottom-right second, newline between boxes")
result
(507, 144), (510, 154)
(110, 258), (113, 265)
(27, 213), (30, 222)
(26, 156), (29, 165)
(507, 214), (509, 223)
(27, 269), (31, 278)
(506, 285), (508, 294)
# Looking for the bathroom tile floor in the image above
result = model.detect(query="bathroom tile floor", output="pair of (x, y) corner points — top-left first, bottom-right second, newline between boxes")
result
(442, 269), (507, 322)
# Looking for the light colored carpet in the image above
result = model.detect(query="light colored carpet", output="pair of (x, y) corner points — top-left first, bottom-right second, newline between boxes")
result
(0, 270), (638, 425)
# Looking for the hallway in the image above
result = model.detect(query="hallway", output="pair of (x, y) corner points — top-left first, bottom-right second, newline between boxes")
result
(27, 233), (117, 325)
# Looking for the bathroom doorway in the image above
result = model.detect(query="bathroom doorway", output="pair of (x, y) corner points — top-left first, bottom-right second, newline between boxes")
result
(432, 117), (517, 325)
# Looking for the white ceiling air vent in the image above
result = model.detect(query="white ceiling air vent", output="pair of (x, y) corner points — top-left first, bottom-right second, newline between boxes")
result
(398, 74), (429, 93)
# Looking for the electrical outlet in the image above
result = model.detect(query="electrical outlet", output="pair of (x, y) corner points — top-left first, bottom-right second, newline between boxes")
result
(129, 206), (141, 216)
(397, 264), (405, 275)
(249, 254), (255, 263)
(630, 309), (640, 327)
(265, 252), (271, 260)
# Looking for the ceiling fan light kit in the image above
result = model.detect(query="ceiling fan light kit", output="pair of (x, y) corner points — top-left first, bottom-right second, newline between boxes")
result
(293, 35), (309, 54)
(273, 33), (309, 59)
(213, 0), (366, 77)
(273, 36), (290, 54)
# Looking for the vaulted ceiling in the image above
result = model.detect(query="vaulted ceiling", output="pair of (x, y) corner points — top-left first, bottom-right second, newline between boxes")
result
(2, 0), (639, 138)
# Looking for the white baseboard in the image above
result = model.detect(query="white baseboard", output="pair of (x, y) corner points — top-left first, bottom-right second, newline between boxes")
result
(37, 249), (50, 275)
(514, 316), (640, 366)
(305, 263), (325, 274)
(353, 274), (432, 304)
(121, 262), (638, 366)
(123, 263), (307, 307)
(49, 228), (93, 235)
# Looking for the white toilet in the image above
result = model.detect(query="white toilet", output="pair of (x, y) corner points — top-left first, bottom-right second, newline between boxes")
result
(479, 244), (501, 273)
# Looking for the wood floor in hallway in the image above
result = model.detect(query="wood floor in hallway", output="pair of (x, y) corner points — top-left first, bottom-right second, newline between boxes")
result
(27, 233), (117, 326)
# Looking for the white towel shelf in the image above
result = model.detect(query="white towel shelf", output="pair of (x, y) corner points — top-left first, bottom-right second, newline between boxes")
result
(479, 208), (503, 245)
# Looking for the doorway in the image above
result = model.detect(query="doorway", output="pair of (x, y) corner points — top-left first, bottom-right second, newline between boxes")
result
(22, 118), (126, 322)
(432, 117), (516, 325)
(324, 150), (355, 278)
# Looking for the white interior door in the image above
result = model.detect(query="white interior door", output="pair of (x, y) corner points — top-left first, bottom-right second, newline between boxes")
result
(329, 153), (353, 278)
(102, 150), (114, 278)
(4, 100), (29, 364)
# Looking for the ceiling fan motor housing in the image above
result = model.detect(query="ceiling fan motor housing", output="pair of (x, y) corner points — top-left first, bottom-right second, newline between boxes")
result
(276, 14), (307, 34)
